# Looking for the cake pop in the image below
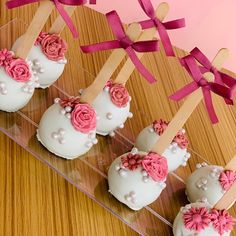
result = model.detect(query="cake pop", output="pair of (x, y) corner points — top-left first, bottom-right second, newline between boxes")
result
(135, 119), (190, 172)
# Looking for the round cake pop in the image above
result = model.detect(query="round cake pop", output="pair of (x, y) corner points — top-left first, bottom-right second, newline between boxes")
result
(108, 148), (168, 210)
(186, 163), (236, 207)
(0, 49), (38, 112)
(135, 119), (190, 172)
(91, 80), (133, 137)
(12, 32), (67, 89)
(37, 97), (98, 159)
(173, 202), (236, 236)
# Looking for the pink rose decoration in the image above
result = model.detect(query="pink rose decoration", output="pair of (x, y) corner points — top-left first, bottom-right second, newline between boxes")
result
(109, 83), (130, 108)
(71, 103), (96, 133)
(152, 119), (168, 135)
(104, 79), (113, 89)
(183, 207), (211, 232)
(0, 49), (14, 67)
(35, 32), (47, 46)
(41, 34), (68, 61)
(5, 58), (31, 82)
(121, 153), (143, 170)
(60, 97), (81, 110)
(173, 130), (189, 149)
(142, 152), (168, 182)
(219, 170), (236, 191)
(210, 209), (236, 235)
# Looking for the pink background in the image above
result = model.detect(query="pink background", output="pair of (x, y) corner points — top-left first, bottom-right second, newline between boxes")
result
(87, 0), (236, 73)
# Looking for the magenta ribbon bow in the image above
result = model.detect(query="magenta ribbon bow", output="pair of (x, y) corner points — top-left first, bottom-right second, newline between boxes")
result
(181, 47), (236, 105)
(138, 0), (185, 56)
(81, 11), (159, 83)
(6, 0), (96, 38)
(170, 55), (236, 124)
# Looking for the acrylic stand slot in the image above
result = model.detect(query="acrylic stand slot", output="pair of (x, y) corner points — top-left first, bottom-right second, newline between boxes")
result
(0, 19), (216, 236)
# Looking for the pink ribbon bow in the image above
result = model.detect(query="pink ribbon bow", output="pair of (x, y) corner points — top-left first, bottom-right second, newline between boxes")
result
(6, 0), (96, 38)
(138, 0), (185, 56)
(182, 47), (236, 105)
(170, 54), (236, 124)
(80, 10), (160, 84)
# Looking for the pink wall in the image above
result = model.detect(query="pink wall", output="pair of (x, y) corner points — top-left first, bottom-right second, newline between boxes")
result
(87, 0), (236, 72)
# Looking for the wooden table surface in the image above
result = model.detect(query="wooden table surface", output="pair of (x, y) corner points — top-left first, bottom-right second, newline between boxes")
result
(0, 2), (236, 236)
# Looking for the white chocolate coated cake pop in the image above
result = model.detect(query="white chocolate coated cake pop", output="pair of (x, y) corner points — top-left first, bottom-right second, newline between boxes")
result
(173, 202), (235, 236)
(135, 119), (190, 172)
(37, 97), (98, 159)
(186, 163), (236, 207)
(108, 148), (168, 210)
(12, 32), (67, 89)
(91, 80), (133, 137)
(0, 49), (38, 112)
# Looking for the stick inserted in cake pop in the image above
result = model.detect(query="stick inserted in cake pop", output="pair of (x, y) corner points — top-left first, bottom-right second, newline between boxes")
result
(36, 23), (142, 159)
(11, 4), (78, 88)
(114, 2), (169, 85)
(151, 48), (230, 155)
(80, 23), (142, 104)
(91, 4), (168, 137)
(14, 1), (55, 59)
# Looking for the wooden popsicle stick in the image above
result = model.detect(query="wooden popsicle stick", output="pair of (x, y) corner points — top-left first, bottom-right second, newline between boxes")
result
(14, 1), (55, 59)
(114, 2), (169, 85)
(151, 48), (229, 155)
(49, 6), (77, 35)
(214, 182), (236, 210)
(80, 23), (142, 104)
(225, 154), (236, 171)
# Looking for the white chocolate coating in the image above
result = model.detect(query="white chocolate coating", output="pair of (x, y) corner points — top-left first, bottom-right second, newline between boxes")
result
(135, 125), (190, 172)
(12, 36), (66, 89)
(0, 64), (37, 112)
(37, 103), (97, 159)
(173, 202), (230, 236)
(92, 88), (132, 136)
(108, 150), (166, 210)
(186, 164), (228, 207)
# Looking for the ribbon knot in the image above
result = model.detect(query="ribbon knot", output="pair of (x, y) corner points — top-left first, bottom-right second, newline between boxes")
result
(81, 10), (160, 84)
(198, 78), (209, 88)
(120, 36), (133, 49)
(138, 0), (185, 56)
(6, 0), (97, 38)
(170, 54), (236, 124)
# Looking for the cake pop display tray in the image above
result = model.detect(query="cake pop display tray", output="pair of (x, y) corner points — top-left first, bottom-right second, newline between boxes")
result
(0, 19), (232, 236)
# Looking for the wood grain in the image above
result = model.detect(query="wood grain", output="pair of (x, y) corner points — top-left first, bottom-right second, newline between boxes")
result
(0, 1), (236, 236)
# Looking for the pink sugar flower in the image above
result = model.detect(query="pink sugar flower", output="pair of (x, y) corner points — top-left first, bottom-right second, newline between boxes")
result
(71, 103), (96, 133)
(152, 119), (168, 135)
(142, 152), (168, 182)
(211, 209), (236, 235)
(121, 153), (143, 170)
(173, 130), (189, 149)
(60, 97), (81, 110)
(219, 170), (236, 191)
(183, 207), (211, 232)
(0, 49), (14, 67)
(109, 83), (130, 108)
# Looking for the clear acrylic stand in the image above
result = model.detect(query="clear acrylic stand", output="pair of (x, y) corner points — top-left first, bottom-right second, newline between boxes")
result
(0, 19), (216, 236)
